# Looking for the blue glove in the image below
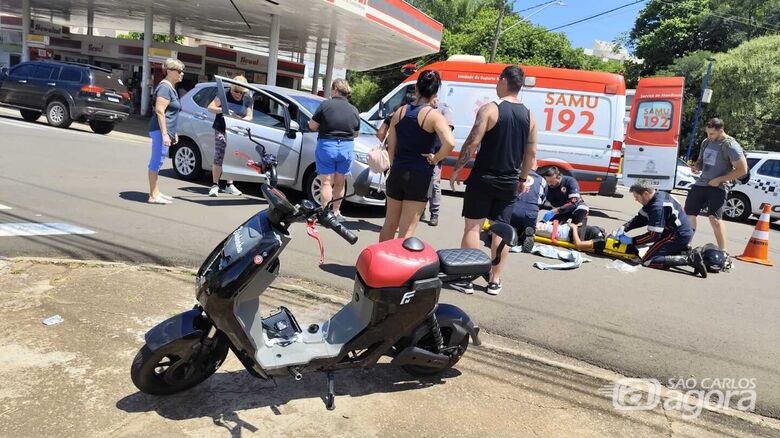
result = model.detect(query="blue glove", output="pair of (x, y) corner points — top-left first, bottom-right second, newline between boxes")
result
(542, 210), (555, 222)
(618, 234), (633, 245)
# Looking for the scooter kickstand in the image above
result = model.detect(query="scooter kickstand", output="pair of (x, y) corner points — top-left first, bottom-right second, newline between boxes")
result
(325, 371), (336, 411)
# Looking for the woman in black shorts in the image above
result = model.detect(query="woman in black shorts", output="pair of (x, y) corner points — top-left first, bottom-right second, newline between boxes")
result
(378, 70), (455, 242)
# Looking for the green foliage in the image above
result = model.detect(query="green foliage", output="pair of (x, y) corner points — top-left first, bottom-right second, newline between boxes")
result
(707, 35), (780, 151)
(116, 32), (184, 44)
(347, 73), (383, 112)
(630, 0), (780, 75)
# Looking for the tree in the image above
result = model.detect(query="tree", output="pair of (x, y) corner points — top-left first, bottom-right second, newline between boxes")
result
(707, 35), (780, 151)
(629, 0), (711, 75)
(117, 32), (184, 44)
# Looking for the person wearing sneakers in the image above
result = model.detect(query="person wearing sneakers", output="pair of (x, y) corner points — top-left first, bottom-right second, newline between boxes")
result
(540, 166), (589, 226)
(207, 75), (253, 197)
(309, 79), (361, 221)
(147, 58), (184, 205)
(684, 118), (748, 251)
(617, 182), (707, 278)
(449, 65), (538, 295)
(422, 103), (454, 227)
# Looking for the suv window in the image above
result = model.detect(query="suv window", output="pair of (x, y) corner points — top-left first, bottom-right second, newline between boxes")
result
(757, 159), (780, 178)
(10, 64), (34, 78)
(58, 67), (82, 82)
(192, 87), (218, 108)
(33, 65), (58, 80)
(747, 157), (761, 172)
(91, 70), (126, 92)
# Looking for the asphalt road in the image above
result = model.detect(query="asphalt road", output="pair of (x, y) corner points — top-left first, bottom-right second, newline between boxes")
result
(1, 110), (779, 418)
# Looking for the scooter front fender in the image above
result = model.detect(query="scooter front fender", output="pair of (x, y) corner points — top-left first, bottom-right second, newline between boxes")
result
(144, 308), (205, 352)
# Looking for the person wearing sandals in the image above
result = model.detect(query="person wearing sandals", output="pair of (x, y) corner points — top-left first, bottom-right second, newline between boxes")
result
(207, 75), (253, 197)
(147, 58), (184, 204)
(379, 70), (456, 242)
(308, 79), (361, 221)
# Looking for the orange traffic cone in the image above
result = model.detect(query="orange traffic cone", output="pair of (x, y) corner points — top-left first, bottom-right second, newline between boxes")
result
(736, 204), (774, 266)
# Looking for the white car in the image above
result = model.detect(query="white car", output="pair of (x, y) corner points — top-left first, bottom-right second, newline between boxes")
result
(724, 151), (780, 222)
(675, 158), (696, 191)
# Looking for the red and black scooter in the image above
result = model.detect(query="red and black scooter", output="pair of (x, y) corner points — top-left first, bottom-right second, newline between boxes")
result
(130, 184), (516, 410)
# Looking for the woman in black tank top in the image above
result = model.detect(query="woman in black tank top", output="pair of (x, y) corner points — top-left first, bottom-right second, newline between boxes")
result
(379, 70), (456, 242)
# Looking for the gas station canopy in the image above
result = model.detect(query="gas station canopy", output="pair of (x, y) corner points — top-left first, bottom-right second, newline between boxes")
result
(0, 0), (443, 71)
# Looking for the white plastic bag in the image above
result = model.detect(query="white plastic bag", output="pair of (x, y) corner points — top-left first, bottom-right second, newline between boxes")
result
(606, 259), (640, 273)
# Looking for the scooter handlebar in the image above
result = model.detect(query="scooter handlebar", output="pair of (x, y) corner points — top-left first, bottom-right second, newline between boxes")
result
(317, 210), (358, 245)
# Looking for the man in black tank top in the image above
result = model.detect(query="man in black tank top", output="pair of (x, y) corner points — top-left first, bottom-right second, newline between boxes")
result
(449, 65), (538, 296)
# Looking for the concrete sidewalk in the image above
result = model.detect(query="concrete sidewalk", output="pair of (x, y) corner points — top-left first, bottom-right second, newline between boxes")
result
(0, 258), (779, 438)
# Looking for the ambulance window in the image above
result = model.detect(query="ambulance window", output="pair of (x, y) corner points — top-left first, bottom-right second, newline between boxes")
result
(634, 101), (673, 131)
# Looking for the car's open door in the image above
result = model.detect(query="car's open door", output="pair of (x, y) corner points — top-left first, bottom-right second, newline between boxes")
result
(622, 77), (685, 191)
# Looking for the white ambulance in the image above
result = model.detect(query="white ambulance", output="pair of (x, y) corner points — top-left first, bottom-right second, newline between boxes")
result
(363, 55), (627, 195)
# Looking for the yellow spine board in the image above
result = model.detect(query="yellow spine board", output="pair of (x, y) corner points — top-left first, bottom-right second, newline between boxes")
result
(533, 235), (640, 262)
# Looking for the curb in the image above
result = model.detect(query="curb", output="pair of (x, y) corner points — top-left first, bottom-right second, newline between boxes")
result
(5, 256), (780, 430)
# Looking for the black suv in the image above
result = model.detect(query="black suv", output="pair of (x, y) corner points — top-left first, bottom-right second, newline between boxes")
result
(0, 60), (130, 134)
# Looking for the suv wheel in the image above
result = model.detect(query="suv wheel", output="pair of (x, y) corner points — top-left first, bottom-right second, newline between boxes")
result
(20, 109), (41, 122)
(724, 192), (752, 222)
(45, 100), (72, 128)
(89, 120), (114, 135)
(173, 140), (203, 181)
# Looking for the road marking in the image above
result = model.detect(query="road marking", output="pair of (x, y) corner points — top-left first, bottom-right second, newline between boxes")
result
(0, 118), (48, 130)
(0, 204), (11, 210)
(0, 222), (95, 237)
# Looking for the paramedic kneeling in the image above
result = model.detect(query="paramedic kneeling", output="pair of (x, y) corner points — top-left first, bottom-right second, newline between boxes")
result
(617, 182), (707, 278)
(541, 167), (589, 226)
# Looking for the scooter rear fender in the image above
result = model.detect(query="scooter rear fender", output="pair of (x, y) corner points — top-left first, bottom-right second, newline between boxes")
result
(436, 303), (481, 346)
(144, 308), (205, 352)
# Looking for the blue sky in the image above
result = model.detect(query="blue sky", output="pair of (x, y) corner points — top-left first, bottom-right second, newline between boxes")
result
(516, 0), (650, 50)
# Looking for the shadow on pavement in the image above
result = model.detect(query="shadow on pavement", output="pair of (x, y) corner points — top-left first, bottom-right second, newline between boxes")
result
(319, 263), (356, 280)
(340, 219), (382, 233)
(119, 191), (150, 203)
(116, 365), (458, 422)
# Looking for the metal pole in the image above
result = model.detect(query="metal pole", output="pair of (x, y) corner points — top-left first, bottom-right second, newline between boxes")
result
(684, 60), (714, 162)
(169, 16), (176, 43)
(141, 4), (153, 117)
(312, 35), (322, 95)
(324, 39), (336, 98)
(21, 0), (30, 62)
(267, 14), (280, 86)
(488, 2), (506, 63)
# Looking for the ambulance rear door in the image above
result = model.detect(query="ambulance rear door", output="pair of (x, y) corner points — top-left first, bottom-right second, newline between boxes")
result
(622, 77), (685, 191)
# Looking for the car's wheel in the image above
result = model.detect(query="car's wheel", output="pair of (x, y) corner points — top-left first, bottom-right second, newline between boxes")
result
(19, 109), (41, 122)
(172, 140), (203, 181)
(304, 168), (322, 205)
(89, 120), (114, 134)
(724, 192), (752, 222)
(45, 100), (72, 128)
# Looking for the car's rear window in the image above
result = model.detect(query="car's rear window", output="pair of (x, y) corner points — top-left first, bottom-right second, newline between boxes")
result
(91, 70), (126, 92)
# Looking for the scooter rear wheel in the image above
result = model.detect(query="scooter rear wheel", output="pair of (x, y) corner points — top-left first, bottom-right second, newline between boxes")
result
(130, 334), (229, 395)
(401, 327), (470, 377)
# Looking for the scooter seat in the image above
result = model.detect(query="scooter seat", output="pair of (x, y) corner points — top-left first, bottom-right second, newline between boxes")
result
(437, 248), (491, 276)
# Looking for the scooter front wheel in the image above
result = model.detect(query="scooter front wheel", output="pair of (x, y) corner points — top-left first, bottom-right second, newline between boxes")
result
(401, 327), (470, 377)
(130, 334), (229, 395)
